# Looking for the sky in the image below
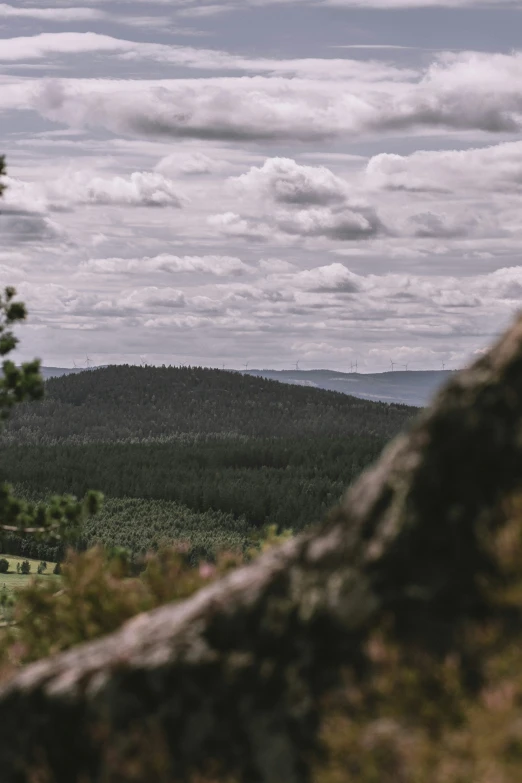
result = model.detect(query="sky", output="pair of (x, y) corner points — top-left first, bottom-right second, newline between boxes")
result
(2, 1), (522, 371)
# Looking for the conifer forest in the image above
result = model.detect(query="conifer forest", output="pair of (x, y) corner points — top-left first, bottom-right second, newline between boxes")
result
(0, 366), (414, 562)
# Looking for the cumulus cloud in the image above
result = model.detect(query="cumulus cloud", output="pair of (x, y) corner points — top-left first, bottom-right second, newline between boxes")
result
(476, 266), (522, 300)
(207, 212), (274, 241)
(274, 206), (383, 241)
(278, 264), (522, 310)
(233, 157), (349, 206)
(78, 172), (186, 208)
(28, 77), (361, 143)
(217, 158), (385, 242)
(287, 263), (364, 293)
(3, 177), (49, 214)
(155, 152), (225, 176)
(366, 141), (522, 194)
(5, 171), (186, 210)
(108, 287), (187, 314)
(83, 254), (249, 277)
(16, 49), (522, 145)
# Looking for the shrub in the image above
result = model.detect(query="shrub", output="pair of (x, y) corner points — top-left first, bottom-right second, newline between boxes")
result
(0, 559), (8, 574)
(20, 560), (30, 575)
(0, 545), (245, 667)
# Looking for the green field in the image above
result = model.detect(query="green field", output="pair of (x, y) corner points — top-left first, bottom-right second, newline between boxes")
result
(0, 555), (58, 595)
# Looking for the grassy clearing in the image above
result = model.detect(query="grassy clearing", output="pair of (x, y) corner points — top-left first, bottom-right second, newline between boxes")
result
(0, 554), (58, 596)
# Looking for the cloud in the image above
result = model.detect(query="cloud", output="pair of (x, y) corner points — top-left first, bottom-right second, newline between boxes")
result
(108, 287), (187, 314)
(274, 206), (384, 241)
(0, 4), (106, 21)
(408, 211), (477, 239)
(78, 172), (186, 208)
(288, 263), (364, 293)
(207, 212), (273, 241)
(233, 157), (349, 206)
(476, 266), (522, 300)
(324, 0), (522, 7)
(0, 32), (131, 61)
(30, 77), (337, 143)
(135, 0), (522, 9)
(16, 50), (522, 145)
(83, 254), (249, 277)
(366, 140), (522, 193)
(0, 209), (65, 243)
(155, 152), (225, 176)
(0, 5), (197, 30)
(218, 158), (385, 242)
(5, 171), (186, 210)
(0, 31), (415, 83)
(210, 204), (384, 243)
(258, 258), (296, 273)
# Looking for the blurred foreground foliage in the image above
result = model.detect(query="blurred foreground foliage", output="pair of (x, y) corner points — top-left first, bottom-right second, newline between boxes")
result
(314, 493), (522, 783)
(0, 527), (289, 671)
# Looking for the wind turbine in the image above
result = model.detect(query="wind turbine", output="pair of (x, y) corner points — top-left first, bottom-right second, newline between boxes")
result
(390, 360), (396, 372)
(403, 363), (409, 371)
(85, 355), (93, 370)
(244, 361), (249, 372)
(295, 361), (300, 372)
(442, 361), (446, 371)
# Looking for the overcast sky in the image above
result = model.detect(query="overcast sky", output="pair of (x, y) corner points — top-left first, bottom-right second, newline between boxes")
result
(2, 0), (522, 371)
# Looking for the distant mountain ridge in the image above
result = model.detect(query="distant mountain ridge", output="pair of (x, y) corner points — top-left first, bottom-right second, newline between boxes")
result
(39, 367), (84, 380)
(38, 366), (451, 408)
(244, 369), (452, 408)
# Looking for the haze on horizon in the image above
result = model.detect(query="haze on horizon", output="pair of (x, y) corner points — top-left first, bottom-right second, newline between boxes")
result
(1, 0), (521, 372)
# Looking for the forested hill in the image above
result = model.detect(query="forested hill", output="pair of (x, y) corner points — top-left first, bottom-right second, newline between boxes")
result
(2, 365), (415, 444)
(0, 367), (416, 561)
